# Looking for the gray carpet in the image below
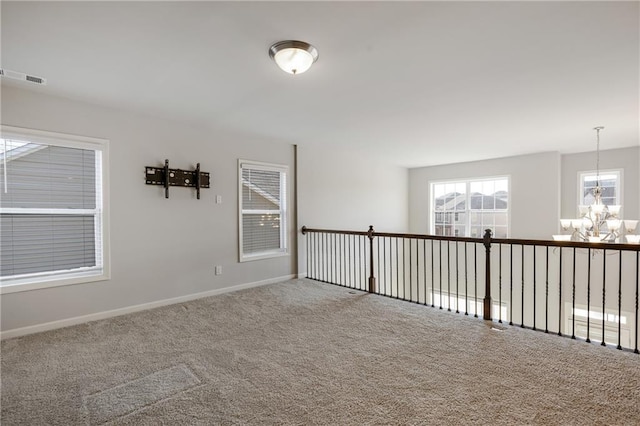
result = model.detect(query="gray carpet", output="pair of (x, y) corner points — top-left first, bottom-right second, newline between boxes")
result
(1, 279), (639, 425)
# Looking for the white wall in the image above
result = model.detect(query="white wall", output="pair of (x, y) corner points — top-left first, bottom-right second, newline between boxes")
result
(1, 85), (296, 333)
(296, 144), (409, 276)
(409, 152), (561, 239)
(561, 146), (639, 221)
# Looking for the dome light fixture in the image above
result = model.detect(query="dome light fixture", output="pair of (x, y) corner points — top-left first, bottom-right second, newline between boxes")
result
(269, 40), (318, 75)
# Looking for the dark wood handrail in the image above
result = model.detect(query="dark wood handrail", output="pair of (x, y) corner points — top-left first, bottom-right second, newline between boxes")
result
(302, 226), (640, 252)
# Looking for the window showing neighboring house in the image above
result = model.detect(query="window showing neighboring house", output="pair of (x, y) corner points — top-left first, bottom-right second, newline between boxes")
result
(239, 160), (287, 262)
(431, 177), (509, 238)
(0, 126), (109, 293)
(579, 170), (620, 207)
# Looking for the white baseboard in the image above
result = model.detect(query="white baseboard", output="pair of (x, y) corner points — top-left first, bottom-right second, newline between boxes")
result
(1, 275), (295, 340)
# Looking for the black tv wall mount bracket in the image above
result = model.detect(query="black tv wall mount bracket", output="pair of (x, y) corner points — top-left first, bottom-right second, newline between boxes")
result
(145, 159), (210, 199)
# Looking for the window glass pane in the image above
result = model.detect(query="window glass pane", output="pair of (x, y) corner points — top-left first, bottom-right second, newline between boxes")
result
(242, 169), (281, 210)
(242, 214), (282, 254)
(470, 226), (483, 238)
(1, 214), (96, 277)
(0, 144), (96, 210)
(432, 177), (509, 237)
(470, 195), (482, 210)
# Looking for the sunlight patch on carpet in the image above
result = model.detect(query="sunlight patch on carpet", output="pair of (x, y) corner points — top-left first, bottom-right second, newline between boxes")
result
(82, 364), (200, 424)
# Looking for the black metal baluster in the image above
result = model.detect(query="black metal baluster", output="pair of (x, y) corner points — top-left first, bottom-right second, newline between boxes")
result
(347, 235), (352, 288)
(341, 233), (345, 286)
(602, 249), (607, 346)
(324, 233), (331, 283)
(324, 233), (328, 283)
(317, 233), (322, 282)
(377, 237), (381, 295)
(340, 234), (344, 286)
(309, 233), (313, 280)
(447, 241), (451, 312)
(318, 233), (322, 282)
(617, 251), (622, 350)
(318, 232), (321, 280)
(306, 232), (311, 279)
(533, 246), (537, 331)
(456, 242), (460, 313)
(396, 238), (400, 299)
(334, 233), (339, 286)
(312, 232), (317, 280)
(317, 232), (321, 280)
(635, 251), (639, 354)
(440, 240), (444, 310)
(474, 243), (478, 318)
(327, 233), (331, 283)
(423, 239), (427, 305)
(329, 233), (334, 284)
(510, 244), (513, 326)
(571, 247), (576, 339)
(521, 245), (525, 328)
(412, 239), (417, 303)
(364, 235), (368, 291)
(587, 248), (592, 343)
(465, 242), (469, 315)
(383, 237), (387, 296)
(431, 240), (435, 308)
(558, 247), (563, 336)
(499, 244), (502, 323)
(405, 238), (409, 301)
(358, 235), (362, 290)
(545, 246), (549, 333)
(352, 235), (356, 288)
(305, 232), (312, 278)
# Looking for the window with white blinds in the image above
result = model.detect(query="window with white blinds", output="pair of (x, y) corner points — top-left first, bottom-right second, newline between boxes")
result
(239, 160), (287, 262)
(0, 126), (109, 293)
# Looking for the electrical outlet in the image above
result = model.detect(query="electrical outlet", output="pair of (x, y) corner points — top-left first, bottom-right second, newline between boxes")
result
(216, 195), (222, 204)
(215, 265), (222, 275)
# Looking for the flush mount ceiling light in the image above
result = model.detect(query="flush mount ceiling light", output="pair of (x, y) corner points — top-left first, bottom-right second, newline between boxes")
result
(269, 40), (318, 75)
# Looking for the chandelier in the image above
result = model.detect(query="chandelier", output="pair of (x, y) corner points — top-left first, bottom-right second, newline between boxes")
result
(557, 127), (639, 243)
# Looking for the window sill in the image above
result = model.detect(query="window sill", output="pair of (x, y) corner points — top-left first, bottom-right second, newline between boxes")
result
(239, 251), (289, 263)
(0, 270), (110, 294)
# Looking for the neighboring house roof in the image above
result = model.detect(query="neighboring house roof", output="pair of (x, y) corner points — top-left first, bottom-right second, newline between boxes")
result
(0, 140), (47, 162)
(435, 191), (508, 210)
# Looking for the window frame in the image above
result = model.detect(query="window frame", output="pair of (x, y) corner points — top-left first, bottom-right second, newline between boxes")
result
(238, 159), (288, 262)
(578, 169), (622, 213)
(0, 125), (110, 294)
(429, 176), (510, 238)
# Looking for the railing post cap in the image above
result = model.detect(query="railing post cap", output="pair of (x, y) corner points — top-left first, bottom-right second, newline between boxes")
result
(483, 229), (492, 248)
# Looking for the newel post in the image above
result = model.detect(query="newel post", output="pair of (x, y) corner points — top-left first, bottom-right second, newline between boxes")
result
(367, 225), (376, 293)
(483, 229), (493, 320)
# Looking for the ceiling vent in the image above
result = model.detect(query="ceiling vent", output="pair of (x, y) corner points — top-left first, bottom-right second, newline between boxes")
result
(0, 69), (47, 85)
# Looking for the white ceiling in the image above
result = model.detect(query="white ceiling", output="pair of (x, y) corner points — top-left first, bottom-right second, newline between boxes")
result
(2, 1), (638, 168)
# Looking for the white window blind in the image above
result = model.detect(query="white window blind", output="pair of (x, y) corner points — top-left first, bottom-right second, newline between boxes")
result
(239, 160), (287, 261)
(0, 127), (109, 292)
